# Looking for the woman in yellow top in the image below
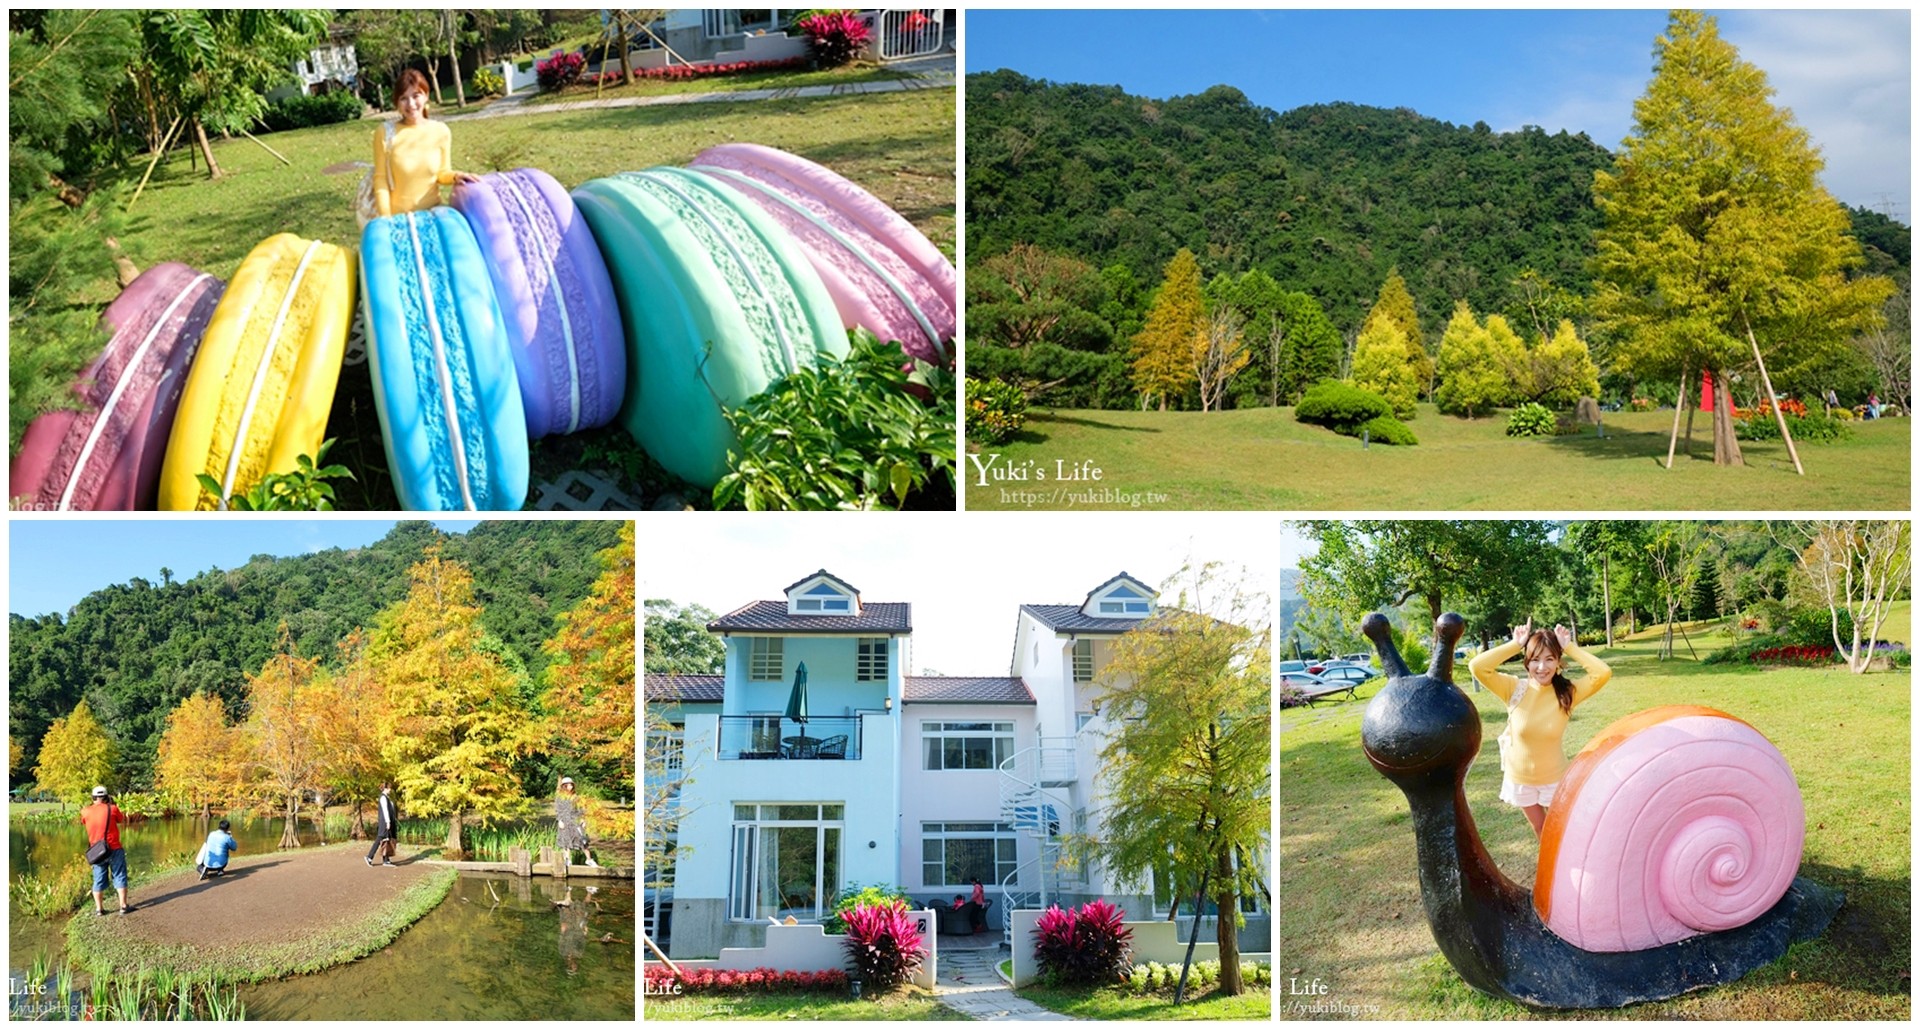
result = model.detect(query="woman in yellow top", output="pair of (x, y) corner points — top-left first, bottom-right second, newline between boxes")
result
(373, 68), (478, 217)
(1467, 621), (1612, 836)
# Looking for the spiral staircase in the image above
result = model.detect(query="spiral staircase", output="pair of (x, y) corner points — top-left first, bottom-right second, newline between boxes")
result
(997, 737), (1084, 951)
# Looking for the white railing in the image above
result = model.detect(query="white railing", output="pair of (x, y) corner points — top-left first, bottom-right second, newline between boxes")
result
(875, 9), (945, 60)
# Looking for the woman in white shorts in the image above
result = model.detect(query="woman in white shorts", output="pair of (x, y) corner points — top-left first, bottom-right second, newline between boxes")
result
(1467, 620), (1612, 835)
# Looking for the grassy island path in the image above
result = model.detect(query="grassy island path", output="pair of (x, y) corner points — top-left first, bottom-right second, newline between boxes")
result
(68, 843), (456, 981)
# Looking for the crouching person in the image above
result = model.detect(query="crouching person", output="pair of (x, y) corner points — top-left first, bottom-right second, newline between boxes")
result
(198, 819), (238, 882)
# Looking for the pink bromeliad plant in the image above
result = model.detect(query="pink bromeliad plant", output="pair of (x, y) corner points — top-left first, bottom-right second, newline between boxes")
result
(797, 10), (871, 67)
(840, 900), (927, 993)
(1032, 899), (1135, 985)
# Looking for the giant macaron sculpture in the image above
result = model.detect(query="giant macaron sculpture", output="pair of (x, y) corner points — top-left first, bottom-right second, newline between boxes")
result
(159, 235), (354, 510)
(360, 206), (529, 511)
(572, 167), (847, 489)
(689, 143), (955, 364)
(451, 168), (626, 438)
(11, 263), (224, 511)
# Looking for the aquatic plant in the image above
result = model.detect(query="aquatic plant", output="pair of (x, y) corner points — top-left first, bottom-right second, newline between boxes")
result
(11, 857), (94, 918)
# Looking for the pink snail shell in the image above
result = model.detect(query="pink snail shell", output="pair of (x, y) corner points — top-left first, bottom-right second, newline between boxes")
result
(1535, 706), (1805, 952)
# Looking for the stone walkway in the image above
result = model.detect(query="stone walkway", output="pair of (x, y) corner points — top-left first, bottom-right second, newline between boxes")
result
(443, 57), (954, 124)
(933, 946), (1075, 1021)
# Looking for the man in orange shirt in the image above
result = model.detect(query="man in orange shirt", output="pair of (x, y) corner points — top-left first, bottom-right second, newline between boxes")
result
(80, 785), (132, 915)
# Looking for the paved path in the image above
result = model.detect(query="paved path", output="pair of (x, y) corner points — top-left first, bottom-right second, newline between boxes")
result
(443, 59), (954, 124)
(933, 946), (1075, 1021)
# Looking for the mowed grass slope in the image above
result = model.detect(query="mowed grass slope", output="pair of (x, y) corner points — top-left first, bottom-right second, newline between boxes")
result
(1279, 612), (1910, 1019)
(964, 405), (1908, 510)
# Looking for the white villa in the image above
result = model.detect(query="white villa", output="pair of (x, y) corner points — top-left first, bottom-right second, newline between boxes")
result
(645, 570), (1270, 959)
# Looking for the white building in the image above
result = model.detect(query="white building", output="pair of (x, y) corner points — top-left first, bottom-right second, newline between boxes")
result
(646, 570), (1269, 959)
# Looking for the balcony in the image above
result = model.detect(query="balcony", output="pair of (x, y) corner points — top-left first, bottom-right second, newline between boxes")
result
(718, 715), (863, 761)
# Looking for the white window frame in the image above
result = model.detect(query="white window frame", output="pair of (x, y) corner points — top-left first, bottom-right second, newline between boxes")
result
(921, 822), (1019, 889)
(1149, 850), (1266, 918)
(857, 637), (888, 681)
(728, 802), (845, 922)
(1072, 639), (1094, 682)
(749, 637), (784, 680)
(792, 581), (853, 615)
(921, 720), (1016, 771)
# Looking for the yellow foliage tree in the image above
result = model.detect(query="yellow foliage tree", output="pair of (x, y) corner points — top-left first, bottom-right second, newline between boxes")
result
(1366, 269), (1431, 396)
(1349, 317), (1419, 419)
(373, 545), (538, 854)
(245, 624), (327, 848)
(319, 630), (393, 840)
(542, 522), (636, 798)
(33, 699), (114, 810)
(1131, 248), (1204, 410)
(155, 691), (244, 819)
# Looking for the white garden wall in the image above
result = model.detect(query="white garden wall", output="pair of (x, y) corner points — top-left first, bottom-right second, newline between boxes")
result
(1007, 909), (1270, 988)
(663, 911), (937, 990)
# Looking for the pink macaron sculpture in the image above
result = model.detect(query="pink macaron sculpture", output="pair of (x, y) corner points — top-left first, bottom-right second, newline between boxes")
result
(451, 168), (626, 438)
(690, 143), (955, 364)
(10, 263), (224, 510)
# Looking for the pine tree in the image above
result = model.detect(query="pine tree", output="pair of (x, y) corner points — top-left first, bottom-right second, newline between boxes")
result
(1276, 292), (1344, 405)
(1366, 269), (1431, 396)
(245, 623), (326, 849)
(32, 699), (114, 809)
(1350, 317), (1419, 419)
(1131, 248), (1205, 409)
(1592, 10), (1893, 467)
(542, 522), (636, 797)
(374, 545), (538, 855)
(1435, 302), (1511, 418)
(155, 691), (243, 819)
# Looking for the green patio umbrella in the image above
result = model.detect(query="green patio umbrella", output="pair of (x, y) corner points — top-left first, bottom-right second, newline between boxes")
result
(783, 662), (810, 750)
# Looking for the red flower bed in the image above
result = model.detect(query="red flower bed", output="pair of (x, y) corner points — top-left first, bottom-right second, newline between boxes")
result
(595, 57), (808, 84)
(1749, 644), (1836, 666)
(643, 964), (850, 995)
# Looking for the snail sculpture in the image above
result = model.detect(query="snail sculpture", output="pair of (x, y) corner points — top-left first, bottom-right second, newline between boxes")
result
(1359, 612), (1843, 1008)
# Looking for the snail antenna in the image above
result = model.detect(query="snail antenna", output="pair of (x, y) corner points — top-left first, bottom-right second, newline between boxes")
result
(1430, 612), (1465, 682)
(1361, 613), (1409, 679)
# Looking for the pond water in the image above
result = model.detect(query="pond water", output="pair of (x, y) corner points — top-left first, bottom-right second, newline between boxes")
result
(12, 809), (315, 878)
(9, 817), (634, 1020)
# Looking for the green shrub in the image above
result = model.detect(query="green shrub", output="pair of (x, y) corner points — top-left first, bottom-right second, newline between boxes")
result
(1355, 414), (1417, 446)
(1295, 380), (1392, 429)
(471, 67), (506, 98)
(1736, 411), (1853, 442)
(965, 376), (1027, 445)
(824, 881), (915, 934)
(260, 91), (363, 133)
(717, 331), (955, 510)
(1505, 402), (1555, 437)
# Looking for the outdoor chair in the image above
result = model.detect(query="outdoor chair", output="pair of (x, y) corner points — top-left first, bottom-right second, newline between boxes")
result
(934, 902), (973, 935)
(813, 735), (848, 759)
(1302, 682), (1359, 706)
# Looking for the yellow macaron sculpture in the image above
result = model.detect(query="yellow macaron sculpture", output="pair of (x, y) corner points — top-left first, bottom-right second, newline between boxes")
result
(159, 234), (355, 510)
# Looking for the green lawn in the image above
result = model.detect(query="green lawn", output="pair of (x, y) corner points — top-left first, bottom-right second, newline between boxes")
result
(48, 87), (953, 509)
(1015, 982), (1272, 1020)
(963, 404), (1909, 510)
(520, 64), (912, 104)
(1279, 618), (1911, 1019)
(643, 986), (969, 1020)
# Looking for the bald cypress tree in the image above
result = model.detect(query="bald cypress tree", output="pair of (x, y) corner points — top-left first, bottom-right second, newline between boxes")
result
(1131, 248), (1204, 410)
(1592, 10), (1892, 468)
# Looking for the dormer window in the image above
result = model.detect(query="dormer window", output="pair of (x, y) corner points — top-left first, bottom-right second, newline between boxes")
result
(1083, 575), (1156, 619)
(784, 572), (859, 616)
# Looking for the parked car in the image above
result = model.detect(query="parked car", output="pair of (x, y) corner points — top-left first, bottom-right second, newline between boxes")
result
(1316, 665), (1374, 686)
(1278, 660), (1309, 675)
(1340, 652), (1378, 667)
(1279, 671), (1328, 689)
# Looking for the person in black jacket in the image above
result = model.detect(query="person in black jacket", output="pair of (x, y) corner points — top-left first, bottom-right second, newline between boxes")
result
(366, 783), (399, 867)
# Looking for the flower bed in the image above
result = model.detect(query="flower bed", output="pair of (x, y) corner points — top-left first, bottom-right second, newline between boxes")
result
(644, 964), (849, 995)
(1747, 644), (1837, 666)
(582, 57), (809, 88)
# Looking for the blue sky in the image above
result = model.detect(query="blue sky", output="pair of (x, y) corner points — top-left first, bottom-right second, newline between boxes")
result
(967, 9), (1911, 221)
(8, 519), (482, 619)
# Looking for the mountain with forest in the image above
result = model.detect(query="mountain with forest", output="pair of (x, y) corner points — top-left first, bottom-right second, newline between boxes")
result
(9, 520), (624, 788)
(966, 69), (1908, 335)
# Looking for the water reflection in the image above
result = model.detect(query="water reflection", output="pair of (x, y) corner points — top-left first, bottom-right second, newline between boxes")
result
(10, 817), (634, 1020)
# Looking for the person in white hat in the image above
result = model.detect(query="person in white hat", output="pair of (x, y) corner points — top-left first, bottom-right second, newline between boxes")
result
(81, 786), (133, 915)
(556, 777), (597, 868)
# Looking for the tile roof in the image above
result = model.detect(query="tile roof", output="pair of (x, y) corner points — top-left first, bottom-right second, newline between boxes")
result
(1020, 604), (1151, 634)
(644, 673), (724, 702)
(782, 569), (860, 596)
(1082, 571), (1152, 605)
(903, 676), (1035, 704)
(709, 600), (911, 634)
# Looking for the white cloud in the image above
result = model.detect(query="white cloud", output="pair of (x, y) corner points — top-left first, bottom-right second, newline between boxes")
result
(1721, 10), (1911, 219)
